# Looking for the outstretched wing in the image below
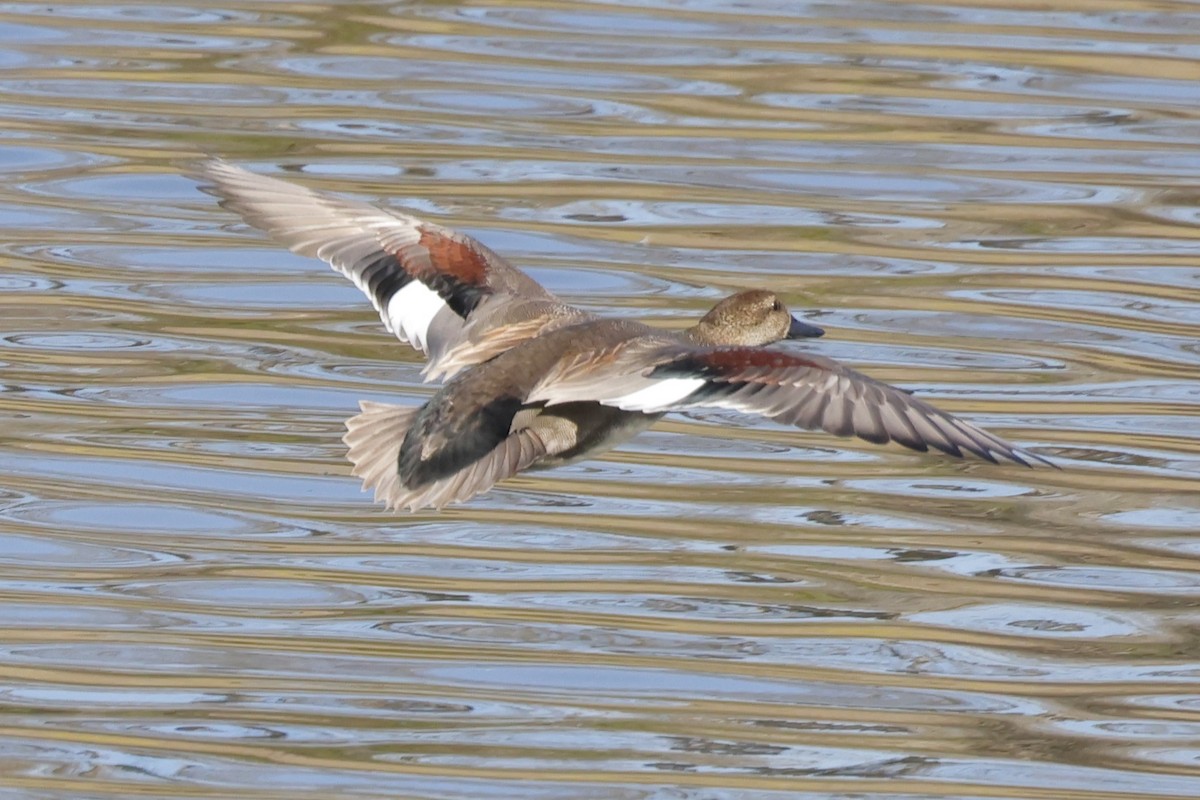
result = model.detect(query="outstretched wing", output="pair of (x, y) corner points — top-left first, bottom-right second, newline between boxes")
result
(194, 159), (591, 380)
(529, 344), (1053, 467)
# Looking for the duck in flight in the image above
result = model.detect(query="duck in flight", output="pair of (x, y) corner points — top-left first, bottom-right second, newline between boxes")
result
(195, 160), (1053, 511)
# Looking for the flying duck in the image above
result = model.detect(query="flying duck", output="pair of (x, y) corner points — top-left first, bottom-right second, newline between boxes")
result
(195, 160), (1053, 511)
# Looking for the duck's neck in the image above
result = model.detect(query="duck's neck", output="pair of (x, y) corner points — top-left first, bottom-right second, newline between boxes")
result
(684, 321), (723, 346)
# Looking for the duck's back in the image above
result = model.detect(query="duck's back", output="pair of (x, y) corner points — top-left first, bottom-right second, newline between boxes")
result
(398, 317), (670, 489)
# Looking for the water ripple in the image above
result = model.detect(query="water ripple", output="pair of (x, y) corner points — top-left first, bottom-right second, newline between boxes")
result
(2, 0), (1199, 798)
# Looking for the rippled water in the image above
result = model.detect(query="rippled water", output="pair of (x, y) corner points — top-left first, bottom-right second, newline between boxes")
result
(2, 1), (1200, 797)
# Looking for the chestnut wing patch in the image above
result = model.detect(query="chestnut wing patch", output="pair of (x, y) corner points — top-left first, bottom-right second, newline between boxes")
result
(649, 348), (825, 383)
(419, 228), (489, 289)
(369, 224), (492, 321)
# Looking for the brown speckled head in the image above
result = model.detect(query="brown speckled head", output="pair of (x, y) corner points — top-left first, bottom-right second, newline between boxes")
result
(688, 290), (824, 346)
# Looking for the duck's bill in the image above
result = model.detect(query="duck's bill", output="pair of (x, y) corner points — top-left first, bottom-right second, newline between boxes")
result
(787, 316), (825, 339)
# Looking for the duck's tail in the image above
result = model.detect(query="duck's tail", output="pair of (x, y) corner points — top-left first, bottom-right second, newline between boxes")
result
(343, 401), (547, 512)
(343, 401), (421, 510)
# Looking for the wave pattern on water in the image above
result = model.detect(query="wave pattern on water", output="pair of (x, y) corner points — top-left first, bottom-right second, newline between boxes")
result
(0, 1), (1199, 798)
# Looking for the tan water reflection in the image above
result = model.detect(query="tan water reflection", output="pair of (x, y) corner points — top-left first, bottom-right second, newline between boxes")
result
(1, 0), (1199, 798)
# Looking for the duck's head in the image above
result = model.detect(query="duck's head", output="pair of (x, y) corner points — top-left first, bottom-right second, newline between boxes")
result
(688, 290), (825, 347)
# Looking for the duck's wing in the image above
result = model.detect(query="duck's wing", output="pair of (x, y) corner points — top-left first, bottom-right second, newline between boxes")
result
(528, 343), (1054, 467)
(194, 159), (592, 381)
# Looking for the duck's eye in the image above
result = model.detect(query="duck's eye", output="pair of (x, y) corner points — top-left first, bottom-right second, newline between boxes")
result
(771, 300), (783, 312)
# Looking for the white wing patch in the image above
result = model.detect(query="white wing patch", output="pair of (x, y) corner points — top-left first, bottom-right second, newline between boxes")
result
(386, 281), (447, 353)
(610, 378), (705, 411)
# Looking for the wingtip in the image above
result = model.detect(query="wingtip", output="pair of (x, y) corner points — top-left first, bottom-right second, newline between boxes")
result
(185, 156), (251, 205)
(1023, 449), (1061, 470)
(992, 443), (1058, 470)
(182, 153), (232, 183)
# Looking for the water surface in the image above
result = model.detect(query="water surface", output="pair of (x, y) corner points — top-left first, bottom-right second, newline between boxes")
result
(1, 1), (1199, 798)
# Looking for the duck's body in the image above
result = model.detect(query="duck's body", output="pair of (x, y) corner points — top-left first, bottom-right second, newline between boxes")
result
(196, 160), (1052, 511)
(351, 320), (669, 509)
